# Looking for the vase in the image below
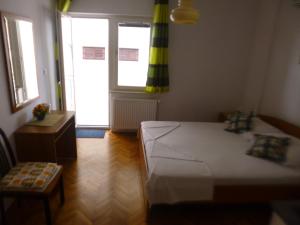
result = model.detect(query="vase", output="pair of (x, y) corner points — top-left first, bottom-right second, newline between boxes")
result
(35, 113), (46, 121)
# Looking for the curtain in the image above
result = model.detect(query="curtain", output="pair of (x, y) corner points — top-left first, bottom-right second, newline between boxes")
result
(145, 0), (169, 93)
(55, 0), (72, 109)
(57, 0), (72, 12)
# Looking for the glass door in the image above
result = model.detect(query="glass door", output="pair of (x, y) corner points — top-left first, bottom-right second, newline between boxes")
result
(61, 17), (109, 127)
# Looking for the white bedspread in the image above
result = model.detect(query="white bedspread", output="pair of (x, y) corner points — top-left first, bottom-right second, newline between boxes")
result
(143, 122), (213, 205)
(141, 121), (300, 205)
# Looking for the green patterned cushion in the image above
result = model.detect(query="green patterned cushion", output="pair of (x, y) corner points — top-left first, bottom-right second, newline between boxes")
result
(0, 162), (60, 192)
(225, 111), (255, 133)
(247, 135), (290, 163)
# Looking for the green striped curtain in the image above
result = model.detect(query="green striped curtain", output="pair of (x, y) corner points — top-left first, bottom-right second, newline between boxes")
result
(55, 0), (72, 109)
(146, 0), (169, 93)
(57, 0), (72, 13)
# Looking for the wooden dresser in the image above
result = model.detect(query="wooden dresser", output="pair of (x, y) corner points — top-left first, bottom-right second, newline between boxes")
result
(15, 111), (77, 163)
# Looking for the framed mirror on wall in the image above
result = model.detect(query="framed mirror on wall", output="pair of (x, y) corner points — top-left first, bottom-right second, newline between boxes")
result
(1, 12), (39, 112)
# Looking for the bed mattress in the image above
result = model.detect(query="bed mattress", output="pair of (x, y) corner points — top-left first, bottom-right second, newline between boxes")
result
(141, 121), (300, 204)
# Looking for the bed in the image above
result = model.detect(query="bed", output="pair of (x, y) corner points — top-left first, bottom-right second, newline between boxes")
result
(139, 115), (300, 207)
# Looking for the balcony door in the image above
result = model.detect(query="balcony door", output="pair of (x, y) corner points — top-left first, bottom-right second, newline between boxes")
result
(61, 17), (109, 127)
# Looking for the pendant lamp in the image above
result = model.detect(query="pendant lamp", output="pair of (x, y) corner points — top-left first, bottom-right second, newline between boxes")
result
(170, 0), (200, 24)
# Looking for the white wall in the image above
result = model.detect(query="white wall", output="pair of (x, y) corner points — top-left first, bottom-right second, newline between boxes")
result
(242, 0), (300, 126)
(162, 0), (259, 121)
(260, 0), (300, 126)
(241, 0), (281, 111)
(70, 0), (153, 16)
(70, 0), (259, 122)
(0, 0), (56, 144)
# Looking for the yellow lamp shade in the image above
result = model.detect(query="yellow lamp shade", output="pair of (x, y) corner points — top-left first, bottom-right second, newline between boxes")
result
(170, 0), (200, 24)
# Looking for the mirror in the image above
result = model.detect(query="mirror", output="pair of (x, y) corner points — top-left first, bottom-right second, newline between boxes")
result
(1, 12), (39, 112)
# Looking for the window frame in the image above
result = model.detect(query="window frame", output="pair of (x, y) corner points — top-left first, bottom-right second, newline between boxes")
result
(61, 13), (151, 93)
(110, 16), (152, 92)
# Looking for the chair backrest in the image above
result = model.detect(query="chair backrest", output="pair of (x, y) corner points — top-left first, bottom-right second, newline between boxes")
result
(0, 128), (16, 178)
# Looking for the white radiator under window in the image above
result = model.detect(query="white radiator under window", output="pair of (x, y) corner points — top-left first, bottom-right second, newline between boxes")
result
(111, 98), (158, 132)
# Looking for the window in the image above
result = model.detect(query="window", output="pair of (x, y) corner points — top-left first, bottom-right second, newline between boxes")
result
(61, 15), (151, 93)
(117, 23), (151, 88)
(108, 17), (151, 91)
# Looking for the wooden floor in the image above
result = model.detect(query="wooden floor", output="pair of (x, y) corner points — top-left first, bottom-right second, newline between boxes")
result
(6, 132), (271, 225)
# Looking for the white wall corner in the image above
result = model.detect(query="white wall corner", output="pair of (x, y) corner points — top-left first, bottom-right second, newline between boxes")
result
(240, 0), (282, 113)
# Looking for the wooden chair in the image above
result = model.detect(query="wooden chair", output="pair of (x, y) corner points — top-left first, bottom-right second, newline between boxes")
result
(0, 128), (64, 225)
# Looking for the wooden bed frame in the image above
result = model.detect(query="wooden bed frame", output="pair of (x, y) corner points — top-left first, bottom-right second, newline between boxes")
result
(138, 115), (300, 209)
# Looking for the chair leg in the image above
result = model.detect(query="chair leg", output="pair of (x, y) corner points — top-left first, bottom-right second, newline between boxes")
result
(0, 196), (6, 225)
(59, 176), (65, 205)
(43, 198), (52, 225)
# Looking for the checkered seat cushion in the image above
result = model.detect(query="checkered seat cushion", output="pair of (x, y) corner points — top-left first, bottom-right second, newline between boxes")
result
(0, 162), (61, 192)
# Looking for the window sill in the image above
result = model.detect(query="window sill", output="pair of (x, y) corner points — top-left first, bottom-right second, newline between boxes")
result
(109, 89), (160, 96)
(110, 89), (146, 94)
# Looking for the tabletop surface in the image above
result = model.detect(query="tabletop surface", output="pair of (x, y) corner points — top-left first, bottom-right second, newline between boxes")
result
(15, 111), (75, 134)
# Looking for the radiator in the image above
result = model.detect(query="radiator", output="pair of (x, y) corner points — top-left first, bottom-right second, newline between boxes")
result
(111, 98), (158, 132)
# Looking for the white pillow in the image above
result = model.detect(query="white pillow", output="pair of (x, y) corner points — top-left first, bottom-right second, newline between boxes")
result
(252, 118), (282, 133)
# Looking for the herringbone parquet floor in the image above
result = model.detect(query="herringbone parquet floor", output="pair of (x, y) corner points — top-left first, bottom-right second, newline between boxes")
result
(6, 132), (271, 225)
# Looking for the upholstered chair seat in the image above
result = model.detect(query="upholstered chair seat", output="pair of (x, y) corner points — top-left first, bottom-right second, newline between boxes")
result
(0, 128), (64, 225)
(0, 162), (62, 192)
